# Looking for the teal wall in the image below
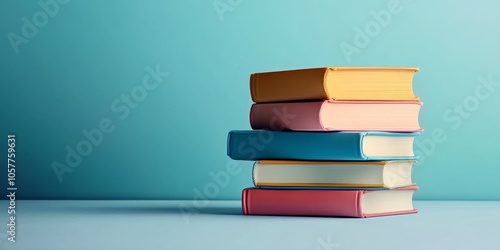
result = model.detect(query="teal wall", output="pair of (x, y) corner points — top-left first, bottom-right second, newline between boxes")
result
(1, 0), (499, 200)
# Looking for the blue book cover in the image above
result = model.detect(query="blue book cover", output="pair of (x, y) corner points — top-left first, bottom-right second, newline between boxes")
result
(227, 130), (419, 161)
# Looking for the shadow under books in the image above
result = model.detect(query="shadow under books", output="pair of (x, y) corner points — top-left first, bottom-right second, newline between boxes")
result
(34, 200), (244, 216)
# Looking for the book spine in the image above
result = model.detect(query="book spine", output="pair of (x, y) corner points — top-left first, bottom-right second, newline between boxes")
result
(250, 73), (258, 102)
(242, 188), (249, 215)
(250, 102), (325, 131)
(251, 162), (257, 187)
(242, 188), (363, 217)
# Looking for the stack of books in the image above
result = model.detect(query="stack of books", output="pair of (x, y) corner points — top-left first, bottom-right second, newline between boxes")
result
(227, 67), (422, 218)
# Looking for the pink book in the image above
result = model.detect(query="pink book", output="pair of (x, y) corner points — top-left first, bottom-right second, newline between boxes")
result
(242, 186), (418, 218)
(250, 100), (422, 132)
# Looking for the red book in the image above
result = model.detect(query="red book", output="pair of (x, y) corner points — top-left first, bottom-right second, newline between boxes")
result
(242, 186), (418, 218)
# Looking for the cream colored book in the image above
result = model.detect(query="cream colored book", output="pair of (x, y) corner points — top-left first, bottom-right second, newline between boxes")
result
(253, 160), (415, 189)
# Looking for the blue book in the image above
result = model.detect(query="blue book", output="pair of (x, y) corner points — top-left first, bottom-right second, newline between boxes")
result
(227, 130), (419, 161)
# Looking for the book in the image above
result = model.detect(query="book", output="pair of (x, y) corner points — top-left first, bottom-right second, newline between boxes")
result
(242, 186), (418, 218)
(253, 160), (415, 189)
(227, 131), (419, 161)
(250, 67), (419, 103)
(250, 100), (422, 132)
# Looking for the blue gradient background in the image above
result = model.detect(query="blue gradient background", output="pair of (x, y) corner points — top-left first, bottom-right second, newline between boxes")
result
(1, 0), (499, 200)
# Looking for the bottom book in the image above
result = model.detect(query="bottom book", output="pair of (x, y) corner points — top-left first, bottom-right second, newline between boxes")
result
(242, 186), (418, 218)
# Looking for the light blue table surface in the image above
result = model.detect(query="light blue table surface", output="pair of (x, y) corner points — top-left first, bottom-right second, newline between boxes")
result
(0, 200), (498, 250)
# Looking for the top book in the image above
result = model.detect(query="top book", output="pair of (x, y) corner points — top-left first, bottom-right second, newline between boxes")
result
(250, 67), (419, 103)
